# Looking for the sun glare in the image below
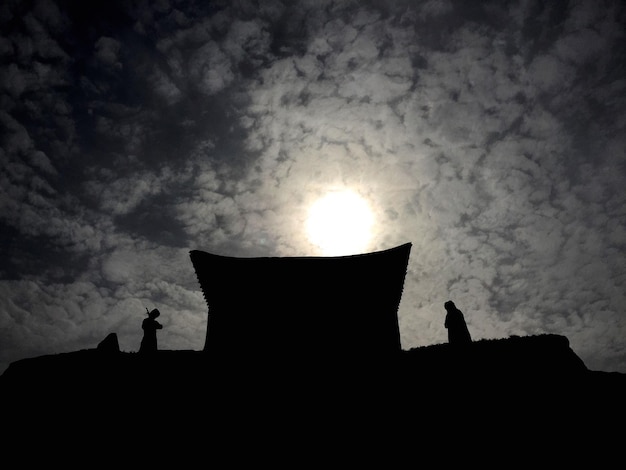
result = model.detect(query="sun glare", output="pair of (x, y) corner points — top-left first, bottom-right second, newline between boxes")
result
(306, 190), (374, 256)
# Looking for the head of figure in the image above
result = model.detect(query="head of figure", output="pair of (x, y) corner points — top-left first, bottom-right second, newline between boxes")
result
(444, 300), (455, 311)
(149, 308), (160, 319)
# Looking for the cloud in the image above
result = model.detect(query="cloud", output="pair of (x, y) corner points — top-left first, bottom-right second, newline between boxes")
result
(94, 36), (123, 69)
(189, 41), (235, 95)
(28, 150), (57, 175)
(150, 67), (182, 104)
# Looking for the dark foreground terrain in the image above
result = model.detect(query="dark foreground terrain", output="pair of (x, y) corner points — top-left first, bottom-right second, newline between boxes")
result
(2, 334), (625, 463)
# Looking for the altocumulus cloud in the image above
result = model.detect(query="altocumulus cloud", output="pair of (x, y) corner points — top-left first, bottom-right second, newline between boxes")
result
(0, 0), (625, 374)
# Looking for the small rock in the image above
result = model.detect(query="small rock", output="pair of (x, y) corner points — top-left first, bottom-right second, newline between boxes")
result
(97, 332), (120, 353)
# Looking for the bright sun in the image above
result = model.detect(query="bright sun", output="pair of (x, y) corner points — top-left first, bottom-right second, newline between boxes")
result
(306, 190), (374, 256)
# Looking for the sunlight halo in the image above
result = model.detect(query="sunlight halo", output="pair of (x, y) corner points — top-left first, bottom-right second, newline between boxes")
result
(306, 190), (374, 256)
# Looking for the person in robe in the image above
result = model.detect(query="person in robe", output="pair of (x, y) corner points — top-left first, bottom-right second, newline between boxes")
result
(139, 308), (163, 353)
(444, 300), (472, 345)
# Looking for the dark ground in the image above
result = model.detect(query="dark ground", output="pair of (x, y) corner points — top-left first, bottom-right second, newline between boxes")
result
(2, 334), (624, 464)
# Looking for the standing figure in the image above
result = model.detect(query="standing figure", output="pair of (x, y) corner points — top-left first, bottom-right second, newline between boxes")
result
(444, 300), (472, 345)
(140, 308), (163, 354)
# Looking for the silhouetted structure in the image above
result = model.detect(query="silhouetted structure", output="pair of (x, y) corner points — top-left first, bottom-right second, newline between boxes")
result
(189, 243), (412, 364)
(139, 308), (163, 353)
(444, 300), (472, 345)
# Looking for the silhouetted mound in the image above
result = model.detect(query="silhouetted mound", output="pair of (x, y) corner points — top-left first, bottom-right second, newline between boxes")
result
(3, 336), (621, 464)
(402, 333), (589, 379)
(2, 334), (625, 460)
(2, 334), (624, 413)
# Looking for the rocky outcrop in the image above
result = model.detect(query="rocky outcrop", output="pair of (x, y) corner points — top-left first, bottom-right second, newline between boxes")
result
(96, 332), (120, 352)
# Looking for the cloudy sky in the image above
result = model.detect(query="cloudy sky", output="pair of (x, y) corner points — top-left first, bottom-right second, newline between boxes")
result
(1, 0), (625, 375)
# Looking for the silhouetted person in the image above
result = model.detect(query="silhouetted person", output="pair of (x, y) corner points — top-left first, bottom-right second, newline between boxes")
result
(444, 300), (472, 345)
(139, 308), (163, 354)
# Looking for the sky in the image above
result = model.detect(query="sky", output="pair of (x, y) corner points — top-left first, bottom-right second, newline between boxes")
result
(1, 0), (625, 375)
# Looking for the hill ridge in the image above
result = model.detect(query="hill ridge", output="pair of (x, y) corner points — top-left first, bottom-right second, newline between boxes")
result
(1, 333), (621, 392)
(2, 333), (625, 459)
